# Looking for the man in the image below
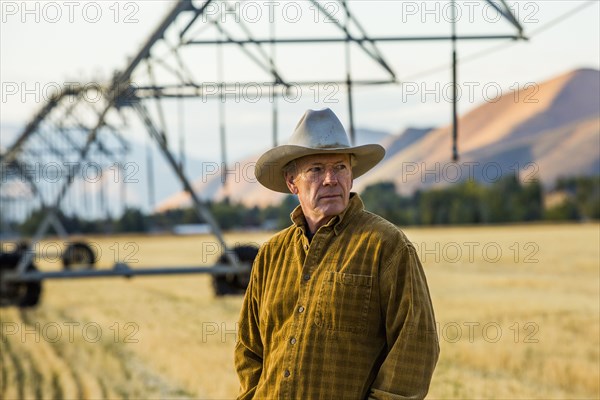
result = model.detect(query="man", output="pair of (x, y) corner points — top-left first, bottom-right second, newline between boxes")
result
(235, 108), (439, 399)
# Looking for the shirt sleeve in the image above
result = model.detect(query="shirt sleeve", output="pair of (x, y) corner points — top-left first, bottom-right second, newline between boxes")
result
(368, 243), (440, 400)
(234, 249), (265, 400)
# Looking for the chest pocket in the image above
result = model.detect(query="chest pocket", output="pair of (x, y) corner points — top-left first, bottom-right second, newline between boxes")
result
(315, 271), (373, 334)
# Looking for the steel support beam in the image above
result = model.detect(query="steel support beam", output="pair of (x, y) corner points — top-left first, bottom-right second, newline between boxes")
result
(187, 34), (524, 45)
(2, 263), (251, 282)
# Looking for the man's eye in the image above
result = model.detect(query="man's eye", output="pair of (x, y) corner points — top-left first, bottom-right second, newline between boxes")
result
(336, 165), (347, 170)
(309, 167), (322, 173)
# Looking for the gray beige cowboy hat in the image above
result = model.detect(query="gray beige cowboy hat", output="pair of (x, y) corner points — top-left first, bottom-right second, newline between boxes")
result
(255, 108), (385, 193)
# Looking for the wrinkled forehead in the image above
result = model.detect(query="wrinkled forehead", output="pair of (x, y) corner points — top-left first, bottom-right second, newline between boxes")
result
(294, 153), (351, 168)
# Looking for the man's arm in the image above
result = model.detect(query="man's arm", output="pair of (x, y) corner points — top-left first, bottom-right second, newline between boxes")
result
(369, 243), (440, 400)
(234, 253), (264, 400)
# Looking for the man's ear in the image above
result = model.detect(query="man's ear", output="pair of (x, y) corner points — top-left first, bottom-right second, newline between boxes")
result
(348, 154), (354, 190)
(285, 173), (298, 194)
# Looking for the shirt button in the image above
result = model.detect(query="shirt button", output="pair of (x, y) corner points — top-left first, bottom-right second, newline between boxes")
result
(284, 369), (291, 378)
(304, 244), (309, 251)
(303, 274), (310, 281)
(290, 337), (297, 345)
(298, 306), (305, 313)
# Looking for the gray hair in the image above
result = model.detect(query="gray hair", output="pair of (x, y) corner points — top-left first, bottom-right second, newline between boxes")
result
(282, 160), (298, 178)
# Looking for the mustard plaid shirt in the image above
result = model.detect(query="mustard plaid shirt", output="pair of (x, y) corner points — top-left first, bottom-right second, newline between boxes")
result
(235, 193), (439, 399)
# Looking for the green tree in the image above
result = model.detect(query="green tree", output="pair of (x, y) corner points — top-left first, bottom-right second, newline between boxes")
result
(116, 208), (147, 233)
(448, 180), (484, 224)
(544, 200), (580, 220)
(518, 179), (543, 221)
(361, 182), (410, 225)
(276, 195), (300, 229)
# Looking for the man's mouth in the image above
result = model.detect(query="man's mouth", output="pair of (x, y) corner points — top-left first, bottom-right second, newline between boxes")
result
(319, 194), (341, 200)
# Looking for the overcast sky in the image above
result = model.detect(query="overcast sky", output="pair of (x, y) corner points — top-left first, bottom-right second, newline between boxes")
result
(1, 0), (599, 161)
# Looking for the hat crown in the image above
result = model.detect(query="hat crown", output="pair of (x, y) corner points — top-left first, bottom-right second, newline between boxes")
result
(288, 108), (351, 149)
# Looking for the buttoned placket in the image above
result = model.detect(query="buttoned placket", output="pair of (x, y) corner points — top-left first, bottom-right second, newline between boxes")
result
(283, 229), (309, 397)
(285, 227), (331, 398)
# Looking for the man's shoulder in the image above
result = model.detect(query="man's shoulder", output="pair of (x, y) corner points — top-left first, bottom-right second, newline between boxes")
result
(251, 225), (297, 276)
(259, 224), (297, 251)
(354, 208), (412, 248)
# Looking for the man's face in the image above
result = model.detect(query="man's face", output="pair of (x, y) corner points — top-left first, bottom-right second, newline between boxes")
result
(286, 153), (353, 230)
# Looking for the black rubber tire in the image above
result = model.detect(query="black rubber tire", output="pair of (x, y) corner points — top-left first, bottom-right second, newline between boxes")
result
(17, 265), (42, 308)
(62, 242), (96, 270)
(213, 245), (259, 296)
(0, 251), (42, 308)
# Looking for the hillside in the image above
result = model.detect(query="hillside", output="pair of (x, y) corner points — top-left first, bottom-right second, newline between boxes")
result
(356, 68), (600, 194)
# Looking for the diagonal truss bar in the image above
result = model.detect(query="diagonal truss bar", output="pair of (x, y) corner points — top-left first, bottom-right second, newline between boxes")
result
(179, 0), (216, 38)
(37, 131), (66, 159)
(132, 101), (240, 268)
(117, 0), (195, 84)
(148, 55), (195, 88)
(220, 1), (288, 86)
(172, 43), (199, 86)
(308, 0), (396, 80)
(146, 61), (170, 143)
(211, 21), (288, 86)
(340, 1), (391, 77)
(2, 91), (71, 166)
(484, 0), (524, 35)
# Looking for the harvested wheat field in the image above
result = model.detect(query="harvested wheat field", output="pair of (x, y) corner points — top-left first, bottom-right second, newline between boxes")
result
(1, 223), (598, 399)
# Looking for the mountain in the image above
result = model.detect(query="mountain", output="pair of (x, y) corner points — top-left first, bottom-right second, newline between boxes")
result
(355, 68), (600, 194)
(380, 127), (434, 162)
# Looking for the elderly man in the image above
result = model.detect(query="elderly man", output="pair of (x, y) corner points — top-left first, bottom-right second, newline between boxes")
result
(235, 108), (439, 399)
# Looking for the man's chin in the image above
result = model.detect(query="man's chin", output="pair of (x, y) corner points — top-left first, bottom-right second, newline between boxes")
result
(319, 202), (346, 217)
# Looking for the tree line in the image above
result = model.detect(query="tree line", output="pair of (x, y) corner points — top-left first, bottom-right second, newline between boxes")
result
(13, 175), (600, 236)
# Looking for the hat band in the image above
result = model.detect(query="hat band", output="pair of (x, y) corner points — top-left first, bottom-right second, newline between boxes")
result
(313, 143), (349, 149)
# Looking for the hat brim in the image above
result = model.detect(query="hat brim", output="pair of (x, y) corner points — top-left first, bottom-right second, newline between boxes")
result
(255, 144), (385, 193)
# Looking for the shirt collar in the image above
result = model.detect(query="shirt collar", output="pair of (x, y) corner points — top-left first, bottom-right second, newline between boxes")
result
(290, 192), (364, 236)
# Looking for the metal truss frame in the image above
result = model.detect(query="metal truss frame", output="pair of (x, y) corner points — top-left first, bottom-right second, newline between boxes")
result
(0, 0), (526, 283)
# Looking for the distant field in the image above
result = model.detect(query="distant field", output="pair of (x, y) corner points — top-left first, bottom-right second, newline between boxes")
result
(1, 224), (599, 399)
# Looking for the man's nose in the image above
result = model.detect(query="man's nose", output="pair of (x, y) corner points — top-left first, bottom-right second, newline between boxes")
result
(322, 168), (339, 185)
